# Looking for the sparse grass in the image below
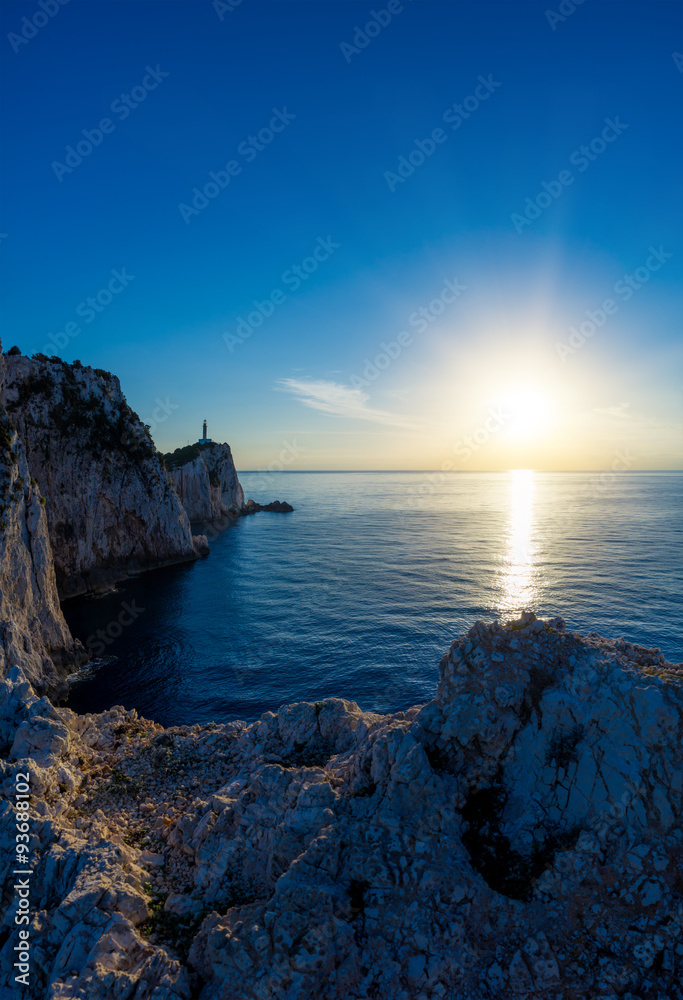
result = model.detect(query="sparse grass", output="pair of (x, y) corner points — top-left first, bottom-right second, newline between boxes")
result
(113, 722), (148, 740)
(103, 769), (145, 799)
(123, 827), (149, 848)
(141, 905), (209, 961)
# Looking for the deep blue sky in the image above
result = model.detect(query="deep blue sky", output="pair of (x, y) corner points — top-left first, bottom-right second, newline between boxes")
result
(1, 0), (681, 469)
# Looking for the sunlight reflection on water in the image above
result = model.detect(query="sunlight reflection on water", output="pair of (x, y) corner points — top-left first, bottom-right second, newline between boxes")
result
(499, 469), (538, 615)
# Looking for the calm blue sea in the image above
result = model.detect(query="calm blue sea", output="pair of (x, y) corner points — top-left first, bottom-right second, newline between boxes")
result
(64, 472), (683, 726)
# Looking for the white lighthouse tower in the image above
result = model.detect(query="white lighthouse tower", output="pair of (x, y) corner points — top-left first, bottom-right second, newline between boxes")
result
(198, 419), (212, 445)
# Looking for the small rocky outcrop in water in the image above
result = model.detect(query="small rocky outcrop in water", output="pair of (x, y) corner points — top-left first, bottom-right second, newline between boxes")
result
(0, 352), (86, 695)
(164, 442), (244, 522)
(241, 498), (294, 514)
(1, 613), (682, 999)
(1, 353), (202, 598)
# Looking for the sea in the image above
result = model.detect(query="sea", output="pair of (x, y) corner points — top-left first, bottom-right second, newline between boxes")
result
(63, 471), (683, 727)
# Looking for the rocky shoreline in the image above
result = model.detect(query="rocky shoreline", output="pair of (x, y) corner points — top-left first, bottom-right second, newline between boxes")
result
(1, 349), (293, 608)
(1, 612), (682, 999)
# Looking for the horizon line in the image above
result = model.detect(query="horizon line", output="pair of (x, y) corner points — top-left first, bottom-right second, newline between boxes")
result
(237, 468), (683, 474)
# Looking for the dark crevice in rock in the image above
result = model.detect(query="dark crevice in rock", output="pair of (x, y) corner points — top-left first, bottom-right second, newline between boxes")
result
(461, 771), (582, 901)
(545, 724), (585, 769)
(424, 743), (459, 775)
(352, 779), (377, 798)
(348, 878), (370, 947)
(279, 739), (335, 769)
(521, 665), (556, 726)
(348, 878), (369, 917)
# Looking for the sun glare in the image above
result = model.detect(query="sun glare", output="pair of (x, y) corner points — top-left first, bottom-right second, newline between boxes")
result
(500, 389), (554, 441)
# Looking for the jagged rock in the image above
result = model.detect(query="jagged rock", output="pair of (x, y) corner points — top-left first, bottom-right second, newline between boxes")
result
(192, 534), (210, 557)
(241, 499), (294, 514)
(1, 614), (682, 999)
(166, 443), (244, 523)
(1, 353), (202, 598)
(0, 348), (86, 693)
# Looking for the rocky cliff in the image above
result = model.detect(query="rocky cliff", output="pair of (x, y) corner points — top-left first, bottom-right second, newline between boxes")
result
(1, 354), (203, 599)
(165, 443), (244, 523)
(0, 351), (85, 695)
(1, 613), (681, 999)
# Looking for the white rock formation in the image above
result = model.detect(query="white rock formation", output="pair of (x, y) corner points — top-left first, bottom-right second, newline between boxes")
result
(166, 443), (244, 523)
(1, 354), (201, 598)
(1, 613), (681, 999)
(0, 351), (84, 694)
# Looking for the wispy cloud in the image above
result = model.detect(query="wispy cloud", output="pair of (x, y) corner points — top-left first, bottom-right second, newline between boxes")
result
(383, 387), (412, 401)
(276, 378), (424, 430)
(593, 402), (631, 419)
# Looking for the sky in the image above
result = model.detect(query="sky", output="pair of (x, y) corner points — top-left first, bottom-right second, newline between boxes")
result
(1, 0), (681, 471)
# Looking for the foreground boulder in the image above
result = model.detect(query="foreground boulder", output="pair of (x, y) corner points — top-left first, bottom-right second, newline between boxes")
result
(1, 614), (681, 999)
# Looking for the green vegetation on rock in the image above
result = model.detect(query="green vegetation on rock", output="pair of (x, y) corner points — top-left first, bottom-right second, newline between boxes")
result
(162, 441), (214, 469)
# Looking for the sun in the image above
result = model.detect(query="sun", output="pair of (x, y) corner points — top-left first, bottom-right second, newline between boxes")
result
(500, 389), (554, 441)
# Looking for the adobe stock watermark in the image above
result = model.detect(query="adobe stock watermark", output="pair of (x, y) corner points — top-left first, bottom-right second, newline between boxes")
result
(7, 0), (69, 55)
(228, 637), (287, 690)
(557, 449), (635, 531)
(144, 397), (178, 437)
(222, 237), (339, 352)
(40, 268), (135, 356)
(349, 276), (466, 388)
(393, 406), (511, 522)
(11, 769), (33, 988)
(340, 0), (413, 64)
(85, 599), (145, 657)
(240, 439), (307, 497)
(192, 439), (306, 546)
(555, 246), (673, 361)
(120, 397), (178, 451)
(545, 0), (586, 31)
(178, 107), (296, 224)
(214, 0), (245, 19)
(673, 52), (683, 73)
(384, 75), (501, 192)
(582, 449), (635, 498)
(229, 559), (349, 688)
(52, 66), (170, 181)
(511, 117), (628, 233)
(452, 405), (511, 461)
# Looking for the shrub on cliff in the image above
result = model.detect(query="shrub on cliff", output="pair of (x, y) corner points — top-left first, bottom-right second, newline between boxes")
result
(163, 442), (213, 469)
(6, 358), (155, 462)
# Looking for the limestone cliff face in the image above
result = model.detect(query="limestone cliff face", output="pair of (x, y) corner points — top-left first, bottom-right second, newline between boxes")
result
(0, 354), (84, 694)
(1, 614), (682, 999)
(1, 354), (200, 599)
(166, 442), (244, 522)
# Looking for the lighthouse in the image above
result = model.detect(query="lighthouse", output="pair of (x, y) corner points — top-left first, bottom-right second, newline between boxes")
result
(198, 419), (213, 445)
